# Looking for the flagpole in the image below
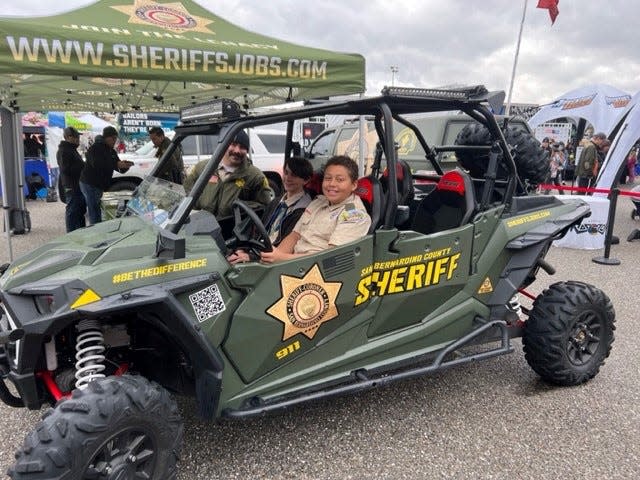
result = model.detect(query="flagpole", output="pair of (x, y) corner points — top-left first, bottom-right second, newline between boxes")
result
(505, 0), (528, 116)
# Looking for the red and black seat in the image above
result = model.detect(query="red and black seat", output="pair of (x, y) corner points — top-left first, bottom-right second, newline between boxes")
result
(381, 160), (414, 206)
(355, 175), (384, 234)
(410, 169), (476, 235)
(304, 171), (324, 198)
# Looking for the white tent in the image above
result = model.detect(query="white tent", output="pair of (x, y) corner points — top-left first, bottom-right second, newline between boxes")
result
(595, 91), (640, 191)
(528, 84), (631, 135)
(77, 113), (114, 134)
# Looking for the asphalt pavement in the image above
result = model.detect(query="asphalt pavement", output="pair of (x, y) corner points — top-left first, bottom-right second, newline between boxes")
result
(0, 191), (638, 479)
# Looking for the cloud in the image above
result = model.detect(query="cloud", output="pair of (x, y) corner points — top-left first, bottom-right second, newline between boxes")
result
(5, 0), (640, 104)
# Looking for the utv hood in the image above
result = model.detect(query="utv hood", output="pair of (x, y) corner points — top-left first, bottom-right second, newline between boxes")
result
(0, 218), (159, 291)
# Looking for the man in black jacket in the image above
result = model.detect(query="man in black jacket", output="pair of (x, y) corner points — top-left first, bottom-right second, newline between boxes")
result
(56, 126), (86, 232)
(148, 126), (184, 183)
(79, 126), (132, 225)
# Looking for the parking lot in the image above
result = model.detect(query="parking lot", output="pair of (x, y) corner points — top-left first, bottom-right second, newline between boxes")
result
(0, 195), (638, 479)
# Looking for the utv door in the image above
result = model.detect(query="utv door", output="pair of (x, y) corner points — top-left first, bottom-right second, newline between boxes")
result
(224, 236), (374, 383)
(364, 224), (474, 339)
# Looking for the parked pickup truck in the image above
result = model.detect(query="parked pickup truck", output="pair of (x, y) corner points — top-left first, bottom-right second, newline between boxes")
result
(305, 112), (531, 174)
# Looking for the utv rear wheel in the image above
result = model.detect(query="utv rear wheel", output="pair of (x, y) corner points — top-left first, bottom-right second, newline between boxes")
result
(8, 375), (182, 480)
(523, 281), (615, 386)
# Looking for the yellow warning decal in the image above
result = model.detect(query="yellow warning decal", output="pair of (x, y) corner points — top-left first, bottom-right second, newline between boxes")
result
(477, 277), (494, 294)
(71, 289), (101, 309)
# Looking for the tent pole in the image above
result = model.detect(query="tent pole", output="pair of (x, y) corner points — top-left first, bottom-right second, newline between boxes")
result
(505, 0), (528, 116)
(0, 117), (14, 262)
(12, 111), (26, 216)
(358, 93), (366, 176)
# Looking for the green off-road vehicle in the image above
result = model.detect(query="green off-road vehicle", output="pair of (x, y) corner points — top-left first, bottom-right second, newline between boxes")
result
(1, 86), (615, 479)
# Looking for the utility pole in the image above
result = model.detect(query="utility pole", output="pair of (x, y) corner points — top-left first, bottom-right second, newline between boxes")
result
(390, 66), (398, 86)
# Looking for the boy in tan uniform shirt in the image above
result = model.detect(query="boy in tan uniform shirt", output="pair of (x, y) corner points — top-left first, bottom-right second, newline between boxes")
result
(261, 156), (370, 263)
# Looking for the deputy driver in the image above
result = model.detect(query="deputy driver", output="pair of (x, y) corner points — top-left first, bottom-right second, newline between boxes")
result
(184, 130), (273, 218)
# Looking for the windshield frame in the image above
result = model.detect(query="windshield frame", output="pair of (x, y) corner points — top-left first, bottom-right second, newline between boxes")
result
(126, 176), (186, 229)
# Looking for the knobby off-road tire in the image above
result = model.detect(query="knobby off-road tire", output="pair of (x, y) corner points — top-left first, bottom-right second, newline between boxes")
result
(455, 124), (550, 184)
(8, 375), (183, 480)
(522, 281), (615, 386)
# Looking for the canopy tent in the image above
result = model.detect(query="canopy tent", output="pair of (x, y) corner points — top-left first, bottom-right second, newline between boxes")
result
(0, 0), (365, 255)
(528, 84), (631, 135)
(0, 0), (365, 111)
(595, 91), (640, 191)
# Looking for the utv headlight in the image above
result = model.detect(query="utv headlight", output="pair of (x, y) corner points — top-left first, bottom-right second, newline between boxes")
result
(34, 294), (56, 314)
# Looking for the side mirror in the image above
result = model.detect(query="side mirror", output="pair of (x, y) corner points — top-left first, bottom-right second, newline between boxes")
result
(154, 229), (185, 259)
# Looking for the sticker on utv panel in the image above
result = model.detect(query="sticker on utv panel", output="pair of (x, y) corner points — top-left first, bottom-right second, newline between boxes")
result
(189, 283), (226, 322)
(267, 264), (342, 341)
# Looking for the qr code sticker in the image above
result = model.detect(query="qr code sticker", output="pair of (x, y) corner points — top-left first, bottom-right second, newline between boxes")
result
(189, 283), (226, 322)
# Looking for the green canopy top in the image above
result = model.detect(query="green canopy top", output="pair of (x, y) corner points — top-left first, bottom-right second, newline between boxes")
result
(0, 0), (365, 112)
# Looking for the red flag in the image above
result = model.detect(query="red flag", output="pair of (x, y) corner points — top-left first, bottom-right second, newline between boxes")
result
(537, 0), (559, 25)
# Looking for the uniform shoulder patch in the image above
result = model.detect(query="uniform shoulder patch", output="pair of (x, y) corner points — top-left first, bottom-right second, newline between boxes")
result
(339, 205), (367, 223)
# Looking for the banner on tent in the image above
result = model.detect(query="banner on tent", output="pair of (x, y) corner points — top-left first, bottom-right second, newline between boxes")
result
(118, 112), (178, 136)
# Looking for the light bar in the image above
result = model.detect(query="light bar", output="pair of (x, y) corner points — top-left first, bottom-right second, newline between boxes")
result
(180, 99), (242, 124)
(382, 85), (488, 100)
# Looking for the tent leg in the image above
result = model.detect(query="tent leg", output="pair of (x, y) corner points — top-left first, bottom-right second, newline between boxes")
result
(2, 208), (13, 262)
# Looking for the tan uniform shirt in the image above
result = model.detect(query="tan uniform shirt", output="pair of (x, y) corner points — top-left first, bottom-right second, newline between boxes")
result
(184, 159), (273, 218)
(293, 194), (371, 254)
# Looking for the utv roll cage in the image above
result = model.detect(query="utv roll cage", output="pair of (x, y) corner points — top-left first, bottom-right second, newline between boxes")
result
(149, 85), (517, 235)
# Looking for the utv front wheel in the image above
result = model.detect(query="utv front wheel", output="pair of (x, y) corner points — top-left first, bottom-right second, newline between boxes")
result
(9, 375), (182, 479)
(523, 281), (615, 386)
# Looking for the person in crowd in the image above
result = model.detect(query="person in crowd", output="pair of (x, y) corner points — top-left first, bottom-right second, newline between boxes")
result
(595, 139), (611, 179)
(562, 142), (576, 186)
(56, 127), (86, 232)
(184, 130), (273, 218)
(23, 133), (44, 158)
(25, 172), (46, 200)
(545, 143), (565, 195)
(148, 126), (184, 184)
(260, 155), (371, 264)
(540, 137), (553, 159)
(79, 126), (132, 225)
(576, 132), (607, 190)
(228, 156), (314, 264)
(626, 149), (637, 184)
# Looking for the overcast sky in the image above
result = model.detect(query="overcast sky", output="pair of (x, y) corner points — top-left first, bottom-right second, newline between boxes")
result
(4, 0), (639, 105)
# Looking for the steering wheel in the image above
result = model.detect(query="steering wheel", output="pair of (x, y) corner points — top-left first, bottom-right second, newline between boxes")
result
(227, 199), (273, 257)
